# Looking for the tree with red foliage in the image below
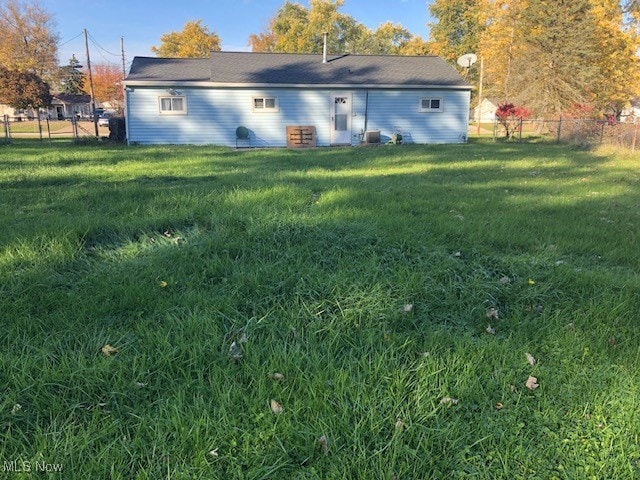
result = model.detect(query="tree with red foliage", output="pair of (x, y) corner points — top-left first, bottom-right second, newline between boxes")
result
(495, 102), (531, 140)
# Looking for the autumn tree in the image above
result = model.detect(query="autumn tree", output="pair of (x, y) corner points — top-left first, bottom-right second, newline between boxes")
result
(477, 0), (603, 116)
(151, 19), (221, 58)
(0, 66), (52, 109)
(427, 0), (487, 64)
(85, 63), (124, 110)
(589, 0), (640, 118)
(0, 0), (59, 77)
(477, 0), (526, 101)
(249, 0), (429, 55)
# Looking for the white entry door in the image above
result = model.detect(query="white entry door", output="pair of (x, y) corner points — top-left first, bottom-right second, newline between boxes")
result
(330, 93), (352, 145)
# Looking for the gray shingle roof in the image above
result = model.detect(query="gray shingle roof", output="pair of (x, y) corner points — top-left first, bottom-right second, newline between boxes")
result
(126, 52), (470, 88)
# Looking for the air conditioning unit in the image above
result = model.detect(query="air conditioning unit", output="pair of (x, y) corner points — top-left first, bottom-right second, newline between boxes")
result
(364, 130), (380, 144)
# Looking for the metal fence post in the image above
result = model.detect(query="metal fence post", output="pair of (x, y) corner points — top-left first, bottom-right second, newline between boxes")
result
(3, 115), (10, 144)
(518, 117), (523, 141)
(556, 116), (562, 142)
(37, 110), (43, 142)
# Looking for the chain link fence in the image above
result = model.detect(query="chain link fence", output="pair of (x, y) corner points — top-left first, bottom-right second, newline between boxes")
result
(484, 117), (640, 151)
(2, 114), (107, 144)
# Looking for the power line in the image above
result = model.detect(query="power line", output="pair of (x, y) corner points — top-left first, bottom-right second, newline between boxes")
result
(88, 33), (120, 57)
(59, 31), (84, 47)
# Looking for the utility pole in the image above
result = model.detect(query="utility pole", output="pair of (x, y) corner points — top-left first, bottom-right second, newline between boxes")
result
(121, 36), (126, 79)
(84, 28), (99, 137)
(476, 56), (484, 137)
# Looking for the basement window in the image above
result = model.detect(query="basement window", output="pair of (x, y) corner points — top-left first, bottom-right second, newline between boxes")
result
(252, 96), (279, 112)
(419, 97), (443, 113)
(159, 96), (187, 115)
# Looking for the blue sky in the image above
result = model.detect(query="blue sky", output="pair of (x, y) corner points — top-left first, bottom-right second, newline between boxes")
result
(43, 0), (433, 70)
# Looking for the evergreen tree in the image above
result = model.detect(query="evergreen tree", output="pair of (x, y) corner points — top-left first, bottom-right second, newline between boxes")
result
(58, 55), (85, 95)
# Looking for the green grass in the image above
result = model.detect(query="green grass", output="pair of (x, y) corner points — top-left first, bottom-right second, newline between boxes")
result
(5, 120), (68, 134)
(1, 140), (639, 479)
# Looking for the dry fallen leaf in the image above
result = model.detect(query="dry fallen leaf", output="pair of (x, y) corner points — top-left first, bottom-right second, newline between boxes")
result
(486, 325), (496, 335)
(134, 382), (147, 388)
(11, 403), (22, 415)
(101, 344), (118, 356)
(395, 419), (405, 431)
(403, 304), (414, 313)
(486, 308), (499, 320)
(440, 396), (459, 406)
(270, 372), (285, 381)
(159, 280), (168, 288)
(229, 341), (243, 361)
(495, 402), (504, 410)
(270, 399), (283, 415)
(499, 276), (511, 285)
(525, 376), (539, 391)
(318, 435), (329, 455)
(208, 448), (219, 458)
(525, 352), (536, 366)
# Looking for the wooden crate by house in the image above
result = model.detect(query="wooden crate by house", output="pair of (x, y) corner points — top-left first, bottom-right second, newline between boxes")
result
(286, 126), (316, 148)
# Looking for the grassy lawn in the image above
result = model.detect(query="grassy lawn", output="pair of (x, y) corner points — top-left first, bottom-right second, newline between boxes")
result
(6, 120), (69, 134)
(1, 140), (639, 478)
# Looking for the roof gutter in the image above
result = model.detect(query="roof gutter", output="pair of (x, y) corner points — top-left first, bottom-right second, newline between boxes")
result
(122, 80), (473, 90)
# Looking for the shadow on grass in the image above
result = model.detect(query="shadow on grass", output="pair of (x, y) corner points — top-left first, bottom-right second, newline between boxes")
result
(2, 141), (640, 477)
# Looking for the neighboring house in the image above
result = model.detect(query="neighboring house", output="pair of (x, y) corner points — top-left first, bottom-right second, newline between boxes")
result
(49, 94), (93, 120)
(123, 52), (472, 147)
(473, 98), (498, 123)
(621, 98), (640, 122)
(1, 94), (95, 121)
(0, 104), (39, 121)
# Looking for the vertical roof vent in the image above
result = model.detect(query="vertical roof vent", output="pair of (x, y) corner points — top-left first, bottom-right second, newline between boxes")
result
(322, 32), (328, 64)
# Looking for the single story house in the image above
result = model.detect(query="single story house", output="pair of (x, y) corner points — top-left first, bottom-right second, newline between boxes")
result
(0, 104), (39, 121)
(1, 95), (95, 122)
(123, 52), (472, 147)
(473, 98), (498, 123)
(49, 94), (93, 120)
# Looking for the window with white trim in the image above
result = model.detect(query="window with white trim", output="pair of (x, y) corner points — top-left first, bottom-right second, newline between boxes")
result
(419, 97), (443, 113)
(252, 96), (279, 112)
(159, 96), (187, 114)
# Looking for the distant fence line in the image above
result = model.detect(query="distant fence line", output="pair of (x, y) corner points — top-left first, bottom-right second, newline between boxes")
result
(488, 117), (640, 151)
(2, 115), (102, 143)
(3, 113), (639, 150)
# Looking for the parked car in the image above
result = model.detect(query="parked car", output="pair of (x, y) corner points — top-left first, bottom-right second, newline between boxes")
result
(98, 113), (113, 127)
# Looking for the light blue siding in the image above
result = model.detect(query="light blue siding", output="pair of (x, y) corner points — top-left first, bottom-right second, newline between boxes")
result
(365, 90), (470, 144)
(126, 87), (469, 146)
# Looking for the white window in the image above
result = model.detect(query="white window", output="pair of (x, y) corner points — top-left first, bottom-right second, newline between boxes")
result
(159, 96), (187, 115)
(252, 96), (279, 112)
(419, 97), (443, 113)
